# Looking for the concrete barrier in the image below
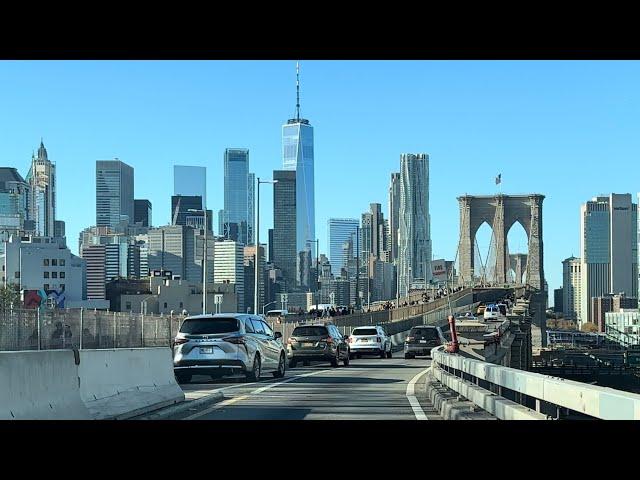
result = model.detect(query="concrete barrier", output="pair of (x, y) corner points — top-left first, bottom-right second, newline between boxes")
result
(78, 348), (184, 419)
(0, 350), (90, 420)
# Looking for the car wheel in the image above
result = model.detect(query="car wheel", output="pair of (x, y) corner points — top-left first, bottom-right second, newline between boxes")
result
(379, 349), (386, 359)
(343, 350), (350, 366)
(273, 353), (286, 378)
(404, 353), (414, 359)
(387, 348), (393, 359)
(175, 372), (192, 384)
(330, 351), (339, 368)
(245, 354), (261, 382)
(289, 358), (298, 368)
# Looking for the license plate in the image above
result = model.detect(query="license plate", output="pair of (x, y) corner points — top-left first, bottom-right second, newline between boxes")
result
(303, 342), (315, 347)
(361, 339), (369, 342)
(419, 340), (427, 344)
(200, 347), (214, 354)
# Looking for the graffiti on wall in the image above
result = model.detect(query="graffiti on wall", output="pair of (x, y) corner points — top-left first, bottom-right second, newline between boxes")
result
(22, 287), (66, 309)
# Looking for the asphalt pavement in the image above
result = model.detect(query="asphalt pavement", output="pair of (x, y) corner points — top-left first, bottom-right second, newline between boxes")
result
(154, 354), (441, 420)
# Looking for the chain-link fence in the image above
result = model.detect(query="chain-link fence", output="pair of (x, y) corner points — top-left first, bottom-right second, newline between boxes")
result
(0, 308), (187, 352)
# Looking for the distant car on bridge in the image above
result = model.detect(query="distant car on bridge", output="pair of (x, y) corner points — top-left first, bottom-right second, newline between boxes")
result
(346, 326), (392, 359)
(404, 325), (446, 359)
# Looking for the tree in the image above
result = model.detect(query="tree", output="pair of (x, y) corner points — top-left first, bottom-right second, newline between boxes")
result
(580, 322), (599, 333)
(0, 284), (21, 311)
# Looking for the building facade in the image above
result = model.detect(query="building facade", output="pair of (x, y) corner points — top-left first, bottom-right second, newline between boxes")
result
(562, 256), (581, 322)
(327, 218), (359, 277)
(26, 141), (56, 237)
(389, 172), (401, 262)
(0, 167), (30, 236)
(272, 170), (297, 290)
(591, 294), (638, 332)
(174, 165), (206, 207)
(147, 225), (198, 282)
(96, 159), (134, 230)
(222, 148), (252, 245)
(398, 153), (432, 297)
(134, 199), (152, 227)
(214, 240), (245, 313)
(580, 194), (638, 327)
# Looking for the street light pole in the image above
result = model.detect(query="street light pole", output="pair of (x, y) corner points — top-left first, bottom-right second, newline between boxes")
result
(262, 301), (276, 315)
(254, 178), (277, 316)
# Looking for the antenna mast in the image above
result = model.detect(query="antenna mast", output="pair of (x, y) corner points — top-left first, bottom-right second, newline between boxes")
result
(296, 61), (300, 121)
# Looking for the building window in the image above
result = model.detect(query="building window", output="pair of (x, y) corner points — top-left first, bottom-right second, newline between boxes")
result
(43, 259), (49, 266)
(43, 284), (49, 290)
(52, 272), (58, 278)
(125, 301), (132, 310)
(51, 259), (58, 266)
(60, 259), (65, 266)
(179, 302), (183, 309)
(60, 271), (65, 279)
(44, 272), (49, 278)
(14, 271), (20, 279)
(163, 302), (168, 309)
(60, 284), (65, 290)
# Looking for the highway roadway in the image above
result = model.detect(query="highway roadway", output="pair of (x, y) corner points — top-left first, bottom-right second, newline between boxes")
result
(153, 356), (441, 420)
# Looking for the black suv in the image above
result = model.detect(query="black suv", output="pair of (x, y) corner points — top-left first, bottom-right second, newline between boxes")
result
(286, 322), (350, 368)
(404, 325), (446, 359)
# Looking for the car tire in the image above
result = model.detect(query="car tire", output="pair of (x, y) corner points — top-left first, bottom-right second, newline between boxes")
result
(343, 350), (350, 366)
(379, 349), (386, 359)
(331, 352), (339, 368)
(289, 358), (298, 368)
(175, 372), (192, 384)
(404, 353), (414, 359)
(387, 349), (393, 359)
(245, 354), (261, 382)
(273, 353), (286, 378)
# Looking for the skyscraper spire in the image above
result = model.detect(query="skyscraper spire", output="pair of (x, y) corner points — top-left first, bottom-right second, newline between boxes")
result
(296, 61), (300, 121)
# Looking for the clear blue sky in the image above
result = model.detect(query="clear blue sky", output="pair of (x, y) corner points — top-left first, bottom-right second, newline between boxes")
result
(1, 60), (639, 296)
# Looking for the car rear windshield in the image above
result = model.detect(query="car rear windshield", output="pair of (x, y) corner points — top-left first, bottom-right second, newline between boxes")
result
(179, 318), (239, 335)
(292, 326), (328, 337)
(411, 328), (439, 339)
(352, 328), (377, 336)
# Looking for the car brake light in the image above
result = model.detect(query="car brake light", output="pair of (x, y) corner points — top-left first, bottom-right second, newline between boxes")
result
(174, 338), (188, 345)
(406, 336), (414, 342)
(287, 337), (294, 345)
(223, 336), (246, 345)
(376, 337), (381, 343)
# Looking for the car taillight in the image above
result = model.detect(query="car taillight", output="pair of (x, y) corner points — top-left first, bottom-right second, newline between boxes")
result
(406, 336), (414, 342)
(287, 337), (294, 345)
(346, 337), (351, 343)
(174, 338), (188, 345)
(223, 336), (246, 345)
(376, 337), (381, 343)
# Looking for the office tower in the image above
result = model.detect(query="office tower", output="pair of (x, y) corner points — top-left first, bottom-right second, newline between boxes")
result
(562, 256), (581, 322)
(272, 170), (297, 290)
(54, 220), (65, 238)
(147, 225), (197, 282)
(328, 218), (359, 276)
(268, 228), (274, 263)
(244, 244), (265, 314)
(172, 195), (201, 226)
(282, 63), (315, 263)
(214, 240), (245, 313)
(174, 165), (206, 207)
(389, 172), (401, 262)
(580, 194), (638, 326)
(96, 159), (134, 230)
(82, 244), (107, 299)
(134, 199), (152, 227)
(0, 167), (30, 236)
(398, 153), (432, 297)
(361, 204), (385, 260)
(26, 141), (56, 237)
(222, 148), (251, 245)
(554, 288), (563, 313)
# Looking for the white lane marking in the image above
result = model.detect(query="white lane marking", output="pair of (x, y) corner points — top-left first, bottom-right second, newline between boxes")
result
(183, 369), (330, 420)
(406, 367), (431, 420)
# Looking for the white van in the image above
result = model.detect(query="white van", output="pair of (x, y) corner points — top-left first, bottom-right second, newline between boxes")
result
(483, 304), (500, 321)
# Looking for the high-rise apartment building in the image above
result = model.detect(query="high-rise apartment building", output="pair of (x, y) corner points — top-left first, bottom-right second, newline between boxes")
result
(214, 240), (245, 313)
(147, 225), (198, 282)
(361, 203), (385, 261)
(327, 218), (359, 276)
(282, 63), (315, 265)
(398, 153), (432, 296)
(272, 170), (297, 290)
(580, 194), (638, 326)
(389, 172), (401, 262)
(134, 199), (152, 227)
(243, 244), (265, 314)
(96, 159), (134, 230)
(174, 166), (206, 207)
(562, 256), (581, 322)
(26, 141), (56, 237)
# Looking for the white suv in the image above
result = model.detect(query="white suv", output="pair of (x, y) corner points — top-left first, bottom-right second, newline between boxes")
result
(347, 326), (392, 359)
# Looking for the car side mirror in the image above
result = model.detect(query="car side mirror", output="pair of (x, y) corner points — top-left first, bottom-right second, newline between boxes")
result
(274, 331), (282, 339)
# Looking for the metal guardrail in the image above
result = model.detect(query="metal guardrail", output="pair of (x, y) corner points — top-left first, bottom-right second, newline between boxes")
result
(431, 345), (640, 420)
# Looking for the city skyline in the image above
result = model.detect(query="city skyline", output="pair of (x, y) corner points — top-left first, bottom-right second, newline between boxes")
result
(2, 61), (640, 292)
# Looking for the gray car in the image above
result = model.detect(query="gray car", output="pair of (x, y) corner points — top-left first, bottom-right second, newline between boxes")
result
(404, 325), (446, 359)
(286, 322), (350, 368)
(173, 314), (287, 383)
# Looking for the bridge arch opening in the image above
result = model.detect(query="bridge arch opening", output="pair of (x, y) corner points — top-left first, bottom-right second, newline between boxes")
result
(474, 222), (494, 284)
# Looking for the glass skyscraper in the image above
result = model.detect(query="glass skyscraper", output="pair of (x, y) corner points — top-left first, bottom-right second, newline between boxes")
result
(174, 166), (206, 207)
(328, 218), (359, 276)
(398, 153), (432, 297)
(272, 170), (297, 290)
(96, 159), (134, 230)
(222, 148), (252, 245)
(282, 63), (315, 264)
(26, 141), (56, 237)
